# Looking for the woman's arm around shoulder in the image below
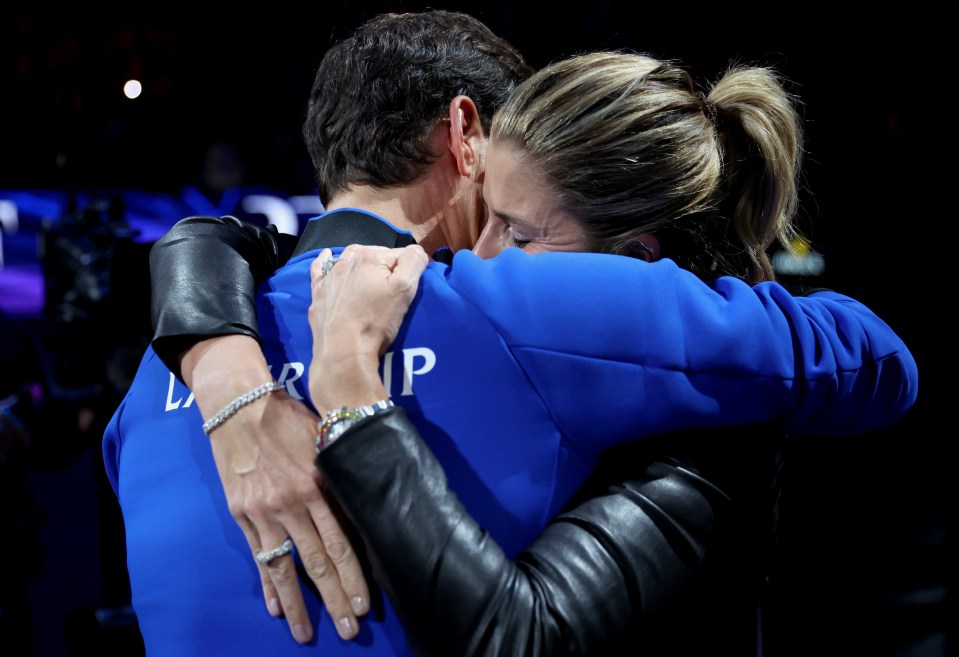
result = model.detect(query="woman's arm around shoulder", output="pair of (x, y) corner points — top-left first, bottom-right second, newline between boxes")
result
(149, 214), (296, 379)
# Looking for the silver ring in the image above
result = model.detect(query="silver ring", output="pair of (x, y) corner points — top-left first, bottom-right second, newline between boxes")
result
(255, 538), (294, 566)
(321, 256), (344, 277)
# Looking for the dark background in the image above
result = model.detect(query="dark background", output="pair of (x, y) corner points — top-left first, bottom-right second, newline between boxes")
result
(1, 4), (950, 656)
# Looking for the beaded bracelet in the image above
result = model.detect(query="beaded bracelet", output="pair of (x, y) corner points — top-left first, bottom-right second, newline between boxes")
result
(201, 381), (285, 436)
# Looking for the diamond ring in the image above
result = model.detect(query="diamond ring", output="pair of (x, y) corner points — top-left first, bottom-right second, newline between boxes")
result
(321, 256), (345, 277)
(255, 538), (294, 566)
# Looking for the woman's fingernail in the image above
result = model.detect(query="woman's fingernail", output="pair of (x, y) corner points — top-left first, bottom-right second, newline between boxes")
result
(268, 597), (281, 616)
(351, 596), (366, 615)
(293, 624), (310, 644)
(337, 616), (357, 639)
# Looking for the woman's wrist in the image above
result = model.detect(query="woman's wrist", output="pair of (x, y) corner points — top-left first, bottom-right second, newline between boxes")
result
(316, 399), (394, 451)
(182, 335), (275, 420)
(309, 350), (386, 416)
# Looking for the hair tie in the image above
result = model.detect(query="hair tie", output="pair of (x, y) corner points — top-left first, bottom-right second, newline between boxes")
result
(699, 92), (718, 125)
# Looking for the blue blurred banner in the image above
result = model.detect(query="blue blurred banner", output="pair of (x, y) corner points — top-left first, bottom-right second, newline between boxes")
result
(0, 187), (322, 318)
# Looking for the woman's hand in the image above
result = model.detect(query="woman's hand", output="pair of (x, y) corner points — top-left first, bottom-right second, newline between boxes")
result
(182, 335), (370, 643)
(307, 244), (428, 414)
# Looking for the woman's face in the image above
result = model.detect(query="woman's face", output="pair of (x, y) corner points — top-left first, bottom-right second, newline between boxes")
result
(472, 140), (586, 259)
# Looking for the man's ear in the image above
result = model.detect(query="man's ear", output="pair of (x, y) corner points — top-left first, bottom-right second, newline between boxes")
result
(629, 233), (661, 262)
(447, 95), (486, 179)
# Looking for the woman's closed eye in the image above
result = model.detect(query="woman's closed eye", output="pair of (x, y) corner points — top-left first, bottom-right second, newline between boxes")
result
(502, 220), (534, 248)
(510, 233), (533, 248)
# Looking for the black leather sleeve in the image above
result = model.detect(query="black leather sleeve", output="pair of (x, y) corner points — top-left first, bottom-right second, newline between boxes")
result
(148, 215), (296, 379)
(317, 407), (732, 657)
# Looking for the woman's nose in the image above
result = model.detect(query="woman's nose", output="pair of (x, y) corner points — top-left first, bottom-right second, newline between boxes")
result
(472, 219), (508, 259)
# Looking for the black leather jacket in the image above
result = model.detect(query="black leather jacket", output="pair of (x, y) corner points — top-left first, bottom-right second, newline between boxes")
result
(320, 407), (782, 657)
(148, 215), (782, 656)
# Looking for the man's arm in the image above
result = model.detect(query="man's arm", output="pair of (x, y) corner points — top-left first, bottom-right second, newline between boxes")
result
(434, 249), (918, 439)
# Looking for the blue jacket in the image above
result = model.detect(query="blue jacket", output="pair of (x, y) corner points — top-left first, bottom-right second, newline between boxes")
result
(103, 209), (917, 656)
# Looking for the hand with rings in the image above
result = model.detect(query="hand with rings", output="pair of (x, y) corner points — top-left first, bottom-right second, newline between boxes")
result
(182, 334), (371, 644)
(256, 537), (294, 565)
(308, 245), (429, 413)
(319, 255), (346, 278)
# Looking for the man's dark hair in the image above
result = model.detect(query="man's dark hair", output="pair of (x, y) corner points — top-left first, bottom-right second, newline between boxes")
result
(302, 10), (534, 203)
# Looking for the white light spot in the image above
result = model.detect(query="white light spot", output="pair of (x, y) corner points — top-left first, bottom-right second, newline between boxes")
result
(123, 79), (143, 99)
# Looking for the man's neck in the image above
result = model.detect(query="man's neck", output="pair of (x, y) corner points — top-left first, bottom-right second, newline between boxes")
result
(325, 175), (472, 256)
(326, 191), (425, 237)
